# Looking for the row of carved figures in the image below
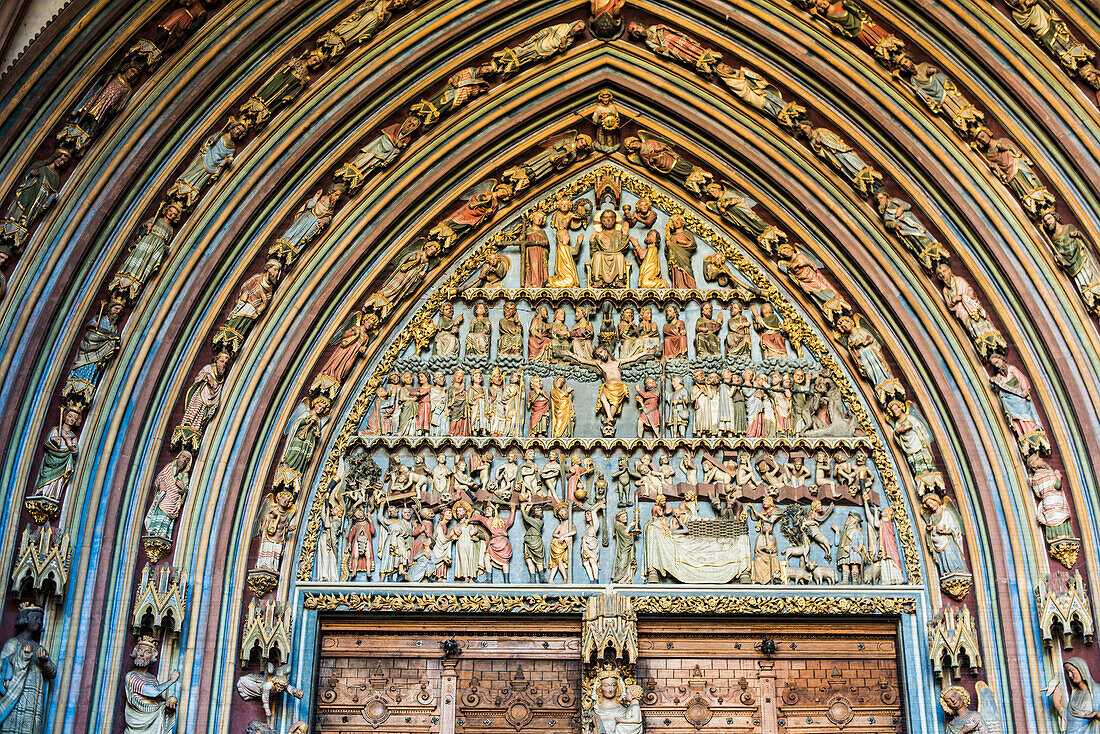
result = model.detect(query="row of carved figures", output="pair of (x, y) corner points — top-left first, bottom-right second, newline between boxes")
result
(361, 366), (857, 439)
(427, 298), (801, 362)
(314, 468), (903, 586)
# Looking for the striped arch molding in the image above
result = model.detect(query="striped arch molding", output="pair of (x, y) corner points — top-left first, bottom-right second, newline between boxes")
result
(0, 0), (1099, 732)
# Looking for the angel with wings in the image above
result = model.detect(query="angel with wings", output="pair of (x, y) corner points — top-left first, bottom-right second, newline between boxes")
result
(940, 682), (1001, 734)
(428, 180), (513, 251)
(273, 397), (331, 493)
(624, 132), (712, 195)
(311, 310), (380, 397)
(502, 131), (593, 193)
(253, 491), (297, 574)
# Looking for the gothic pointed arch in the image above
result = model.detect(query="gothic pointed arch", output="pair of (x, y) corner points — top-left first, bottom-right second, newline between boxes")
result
(0, 1), (1098, 733)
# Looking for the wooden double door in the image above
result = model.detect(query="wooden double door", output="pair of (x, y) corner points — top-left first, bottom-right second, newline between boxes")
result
(313, 615), (905, 734)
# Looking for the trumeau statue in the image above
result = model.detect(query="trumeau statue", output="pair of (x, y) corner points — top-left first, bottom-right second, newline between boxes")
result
(0, 604), (55, 734)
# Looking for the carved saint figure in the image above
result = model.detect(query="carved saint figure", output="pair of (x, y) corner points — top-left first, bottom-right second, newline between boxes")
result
(549, 376), (575, 438)
(921, 493), (968, 579)
(628, 23), (721, 74)
(662, 305), (687, 359)
(213, 259), (283, 354)
(874, 193), (949, 272)
(239, 52), (323, 126)
(1026, 454), (1073, 541)
(143, 452), (191, 540)
(987, 353), (1044, 449)
(693, 302), (722, 356)
(0, 604), (55, 734)
(123, 638), (179, 734)
(172, 351), (230, 449)
(588, 209), (632, 288)
(491, 22), (585, 75)
(30, 408), (82, 502)
(1041, 212), (1100, 313)
(521, 210), (551, 287)
(1006, 0), (1093, 71)
(167, 121), (248, 208)
(0, 149), (72, 253)
(973, 129), (1055, 216)
(60, 64), (140, 152)
(270, 185), (344, 262)
(886, 400), (937, 477)
(108, 203), (182, 301)
(715, 64), (804, 127)
(497, 300), (523, 355)
(317, 0), (404, 57)
(895, 58), (983, 134)
(63, 298), (124, 403)
(254, 491), (297, 573)
(935, 263), (1005, 359)
(1051, 657), (1100, 734)
(796, 122), (882, 197)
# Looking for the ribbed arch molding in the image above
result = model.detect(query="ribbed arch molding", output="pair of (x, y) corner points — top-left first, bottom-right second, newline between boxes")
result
(0, 1), (1098, 732)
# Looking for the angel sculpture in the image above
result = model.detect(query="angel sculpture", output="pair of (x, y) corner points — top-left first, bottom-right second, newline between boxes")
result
(1046, 657), (1100, 734)
(253, 491), (297, 574)
(502, 131), (593, 193)
(940, 682), (1001, 734)
(624, 132), (712, 195)
(237, 663), (304, 719)
(428, 180), (513, 251)
(311, 309), (379, 397)
(273, 397), (331, 493)
(410, 64), (494, 127)
(334, 117), (420, 190)
(363, 239), (440, 319)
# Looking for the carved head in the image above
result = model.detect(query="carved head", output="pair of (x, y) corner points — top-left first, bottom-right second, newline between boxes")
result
(938, 685), (969, 715)
(130, 639), (159, 669)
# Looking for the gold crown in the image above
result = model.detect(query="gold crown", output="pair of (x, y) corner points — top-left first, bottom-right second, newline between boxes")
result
(138, 634), (160, 647)
(18, 601), (42, 611)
